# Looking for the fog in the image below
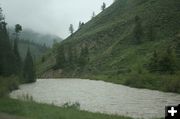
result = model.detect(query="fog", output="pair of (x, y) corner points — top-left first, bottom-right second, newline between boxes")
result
(1, 0), (113, 38)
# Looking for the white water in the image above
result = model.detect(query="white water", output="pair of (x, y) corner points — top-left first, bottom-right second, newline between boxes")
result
(10, 79), (180, 119)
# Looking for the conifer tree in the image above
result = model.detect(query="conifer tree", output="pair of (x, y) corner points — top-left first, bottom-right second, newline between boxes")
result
(101, 2), (106, 11)
(79, 45), (89, 67)
(56, 46), (66, 68)
(69, 24), (74, 35)
(148, 25), (155, 41)
(148, 51), (159, 72)
(92, 12), (96, 19)
(68, 46), (73, 66)
(134, 16), (143, 44)
(0, 7), (16, 76)
(148, 47), (177, 74)
(23, 48), (36, 83)
(78, 21), (82, 29)
(13, 24), (22, 74)
(159, 47), (177, 74)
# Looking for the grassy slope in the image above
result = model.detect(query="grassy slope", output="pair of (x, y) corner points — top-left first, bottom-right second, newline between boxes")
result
(0, 98), (132, 119)
(37, 0), (180, 92)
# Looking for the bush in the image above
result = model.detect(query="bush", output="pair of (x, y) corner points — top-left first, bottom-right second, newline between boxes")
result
(162, 75), (180, 93)
(148, 47), (177, 74)
(63, 102), (80, 110)
(0, 76), (19, 97)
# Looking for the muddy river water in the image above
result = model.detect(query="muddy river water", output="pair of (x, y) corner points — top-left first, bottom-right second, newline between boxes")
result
(10, 79), (180, 119)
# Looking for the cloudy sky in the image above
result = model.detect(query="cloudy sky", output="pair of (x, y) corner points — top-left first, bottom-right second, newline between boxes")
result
(1, 0), (113, 38)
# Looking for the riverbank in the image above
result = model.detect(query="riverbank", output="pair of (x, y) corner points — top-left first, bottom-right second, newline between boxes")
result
(83, 72), (180, 94)
(39, 68), (180, 94)
(0, 98), (132, 119)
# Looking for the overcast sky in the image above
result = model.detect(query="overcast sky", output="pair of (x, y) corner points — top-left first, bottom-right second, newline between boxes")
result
(1, 0), (113, 38)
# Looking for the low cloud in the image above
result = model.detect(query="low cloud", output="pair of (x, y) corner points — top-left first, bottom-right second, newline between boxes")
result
(1, 0), (113, 38)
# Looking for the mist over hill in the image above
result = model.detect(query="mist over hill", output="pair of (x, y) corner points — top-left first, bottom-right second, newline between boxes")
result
(8, 28), (63, 47)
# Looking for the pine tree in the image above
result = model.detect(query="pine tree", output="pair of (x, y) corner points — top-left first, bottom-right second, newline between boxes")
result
(92, 12), (96, 19)
(101, 2), (106, 11)
(148, 25), (155, 41)
(56, 46), (66, 68)
(69, 24), (74, 35)
(79, 46), (89, 67)
(13, 24), (22, 74)
(148, 48), (177, 74)
(148, 51), (159, 72)
(23, 48), (36, 83)
(159, 47), (177, 74)
(0, 7), (16, 76)
(134, 16), (143, 44)
(68, 46), (73, 67)
(78, 21), (82, 29)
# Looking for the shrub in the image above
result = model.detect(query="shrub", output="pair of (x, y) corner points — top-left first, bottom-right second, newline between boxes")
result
(0, 76), (19, 97)
(63, 102), (80, 110)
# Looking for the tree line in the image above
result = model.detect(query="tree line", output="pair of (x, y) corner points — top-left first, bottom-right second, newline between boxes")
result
(0, 7), (36, 83)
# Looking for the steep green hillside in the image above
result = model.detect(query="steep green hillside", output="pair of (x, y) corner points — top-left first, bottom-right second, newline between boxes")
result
(38, 0), (180, 93)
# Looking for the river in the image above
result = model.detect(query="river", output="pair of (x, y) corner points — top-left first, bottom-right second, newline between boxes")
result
(10, 79), (180, 119)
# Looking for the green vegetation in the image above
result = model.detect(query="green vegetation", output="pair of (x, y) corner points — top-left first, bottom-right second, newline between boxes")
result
(133, 16), (143, 44)
(0, 76), (19, 97)
(38, 0), (180, 93)
(13, 24), (23, 75)
(101, 2), (106, 11)
(69, 24), (74, 35)
(0, 7), (36, 96)
(0, 98), (132, 119)
(18, 39), (48, 60)
(0, 8), (17, 76)
(23, 48), (36, 83)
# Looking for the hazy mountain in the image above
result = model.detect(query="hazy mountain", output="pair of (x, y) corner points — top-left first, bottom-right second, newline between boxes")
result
(8, 28), (63, 47)
(18, 40), (48, 60)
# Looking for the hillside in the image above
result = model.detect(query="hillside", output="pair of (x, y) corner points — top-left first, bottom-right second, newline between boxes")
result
(38, 0), (180, 93)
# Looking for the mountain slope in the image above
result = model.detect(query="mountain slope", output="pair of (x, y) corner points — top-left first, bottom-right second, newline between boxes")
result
(38, 0), (180, 93)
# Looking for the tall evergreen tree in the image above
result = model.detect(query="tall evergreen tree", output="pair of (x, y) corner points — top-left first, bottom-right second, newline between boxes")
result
(69, 24), (74, 35)
(148, 47), (177, 74)
(148, 51), (159, 72)
(0, 7), (16, 76)
(56, 46), (66, 68)
(23, 48), (36, 83)
(134, 16), (143, 44)
(13, 24), (22, 74)
(78, 21), (82, 29)
(79, 45), (89, 67)
(148, 25), (155, 41)
(159, 47), (177, 74)
(92, 12), (96, 19)
(101, 2), (106, 11)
